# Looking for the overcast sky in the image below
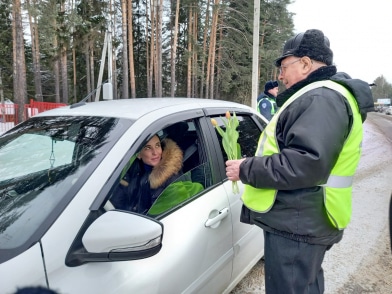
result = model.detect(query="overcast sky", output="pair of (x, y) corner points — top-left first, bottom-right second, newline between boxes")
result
(288, 0), (391, 84)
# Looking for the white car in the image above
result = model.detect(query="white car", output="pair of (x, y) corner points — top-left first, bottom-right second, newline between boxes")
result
(0, 98), (267, 294)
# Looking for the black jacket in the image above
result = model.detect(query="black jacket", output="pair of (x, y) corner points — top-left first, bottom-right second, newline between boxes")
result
(240, 66), (374, 245)
(111, 138), (183, 214)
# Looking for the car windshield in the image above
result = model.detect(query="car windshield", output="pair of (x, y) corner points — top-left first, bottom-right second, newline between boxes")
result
(0, 116), (132, 262)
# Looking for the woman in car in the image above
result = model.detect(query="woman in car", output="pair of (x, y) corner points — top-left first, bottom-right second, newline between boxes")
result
(111, 134), (183, 214)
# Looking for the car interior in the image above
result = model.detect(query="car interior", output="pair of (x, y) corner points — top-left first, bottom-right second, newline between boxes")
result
(105, 119), (212, 216)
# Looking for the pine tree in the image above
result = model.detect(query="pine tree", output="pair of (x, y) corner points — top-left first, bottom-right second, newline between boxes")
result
(0, 0), (14, 101)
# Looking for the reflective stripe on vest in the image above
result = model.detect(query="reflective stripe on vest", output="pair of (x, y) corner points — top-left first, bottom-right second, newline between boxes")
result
(242, 80), (363, 230)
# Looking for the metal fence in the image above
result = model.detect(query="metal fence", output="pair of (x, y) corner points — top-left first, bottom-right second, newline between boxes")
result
(0, 99), (67, 134)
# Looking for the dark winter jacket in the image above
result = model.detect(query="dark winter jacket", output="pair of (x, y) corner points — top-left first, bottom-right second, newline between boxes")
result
(111, 138), (183, 214)
(239, 66), (374, 245)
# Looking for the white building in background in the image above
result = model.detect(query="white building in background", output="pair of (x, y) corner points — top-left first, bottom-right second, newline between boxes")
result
(377, 98), (391, 106)
(0, 99), (16, 134)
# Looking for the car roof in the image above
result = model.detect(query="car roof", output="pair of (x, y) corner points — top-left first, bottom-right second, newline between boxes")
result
(35, 98), (254, 120)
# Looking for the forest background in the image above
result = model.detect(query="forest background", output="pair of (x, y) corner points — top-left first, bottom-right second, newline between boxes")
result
(1, 0), (391, 122)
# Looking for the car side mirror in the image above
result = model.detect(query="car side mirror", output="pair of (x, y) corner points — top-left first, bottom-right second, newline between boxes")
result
(66, 211), (163, 267)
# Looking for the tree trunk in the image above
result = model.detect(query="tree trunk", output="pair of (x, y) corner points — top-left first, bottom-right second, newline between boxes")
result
(60, 49), (68, 103)
(206, 0), (220, 99)
(121, 0), (129, 98)
(85, 49), (91, 101)
(0, 69), (5, 123)
(200, 0), (210, 98)
(186, 7), (192, 98)
(26, 0), (43, 102)
(192, 8), (198, 98)
(73, 44), (77, 101)
(147, 0), (154, 97)
(127, 0), (136, 98)
(54, 58), (60, 103)
(170, 0), (180, 97)
(52, 15), (60, 103)
(208, 0), (220, 100)
(12, 0), (27, 122)
(215, 15), (223, 100)
(59, 0), (68, 103)
(258, 20), (266, 89)
(109, 0), (118, 99)
(152, 0), (158, 97)
(156, 0), (163, 97)
(89, 42), (95, 100)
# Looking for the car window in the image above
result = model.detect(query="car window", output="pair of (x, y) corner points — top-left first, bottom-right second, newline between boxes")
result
(0, 116), (132, 262)
(212, 114), (264, 161)
(108, 118), (213, 217)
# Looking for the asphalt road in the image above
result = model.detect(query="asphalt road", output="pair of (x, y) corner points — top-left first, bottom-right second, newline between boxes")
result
(231, 112), (392, 293)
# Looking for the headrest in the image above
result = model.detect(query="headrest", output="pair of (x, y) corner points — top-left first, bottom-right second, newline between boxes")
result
(164, 121), (189, 143)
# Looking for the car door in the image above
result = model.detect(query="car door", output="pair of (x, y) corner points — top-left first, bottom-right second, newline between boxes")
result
(204, 108), (267, 286)
(42, 111), (235, 294)
(133, 114), (234, 293)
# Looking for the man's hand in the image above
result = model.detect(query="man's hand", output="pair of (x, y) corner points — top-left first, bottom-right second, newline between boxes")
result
(225, 158), (246, 181)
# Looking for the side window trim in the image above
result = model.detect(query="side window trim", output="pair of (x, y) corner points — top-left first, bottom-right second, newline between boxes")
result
(198, 115), (228, 182)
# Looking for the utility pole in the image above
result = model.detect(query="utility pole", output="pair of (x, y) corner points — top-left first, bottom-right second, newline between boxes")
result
(251, 0), (260, 110)
(95, 31), (113, 101)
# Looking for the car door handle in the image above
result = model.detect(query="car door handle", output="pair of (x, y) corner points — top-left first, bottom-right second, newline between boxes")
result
(205, 208), (229, 228)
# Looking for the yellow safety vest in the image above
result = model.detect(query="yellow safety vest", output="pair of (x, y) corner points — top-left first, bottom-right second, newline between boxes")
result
(257, 97), (276, 115)
(242, 80), (363, 230)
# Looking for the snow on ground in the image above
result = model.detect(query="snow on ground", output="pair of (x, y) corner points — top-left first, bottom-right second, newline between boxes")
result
(323, 119), (392, 293)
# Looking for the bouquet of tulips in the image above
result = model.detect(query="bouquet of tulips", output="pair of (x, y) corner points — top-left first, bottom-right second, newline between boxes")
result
(211, 111), (241, 194)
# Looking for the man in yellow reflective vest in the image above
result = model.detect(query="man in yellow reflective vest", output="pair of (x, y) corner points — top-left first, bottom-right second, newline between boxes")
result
(226, 29), (374, 293)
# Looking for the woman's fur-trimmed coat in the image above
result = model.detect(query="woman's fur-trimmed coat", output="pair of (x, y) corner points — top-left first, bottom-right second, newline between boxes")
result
(110, 138), (183, 213)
